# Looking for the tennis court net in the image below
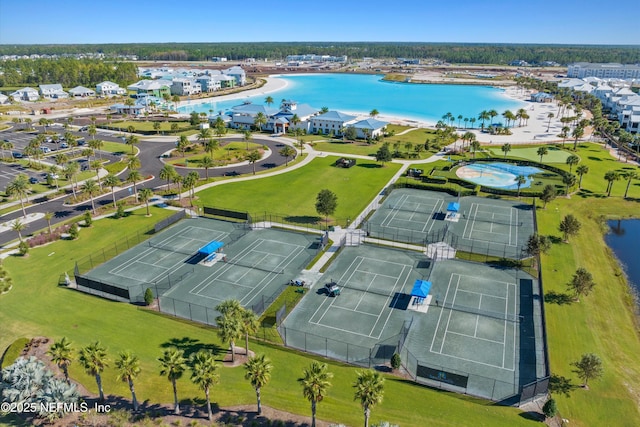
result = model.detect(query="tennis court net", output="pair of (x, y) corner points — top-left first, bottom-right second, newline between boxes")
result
(148, 241), (197, 256)
(225, 258), (285, 275)
(387, 203), (437, 215)
(441, 301), (522, 323)
(337, 282), (400, 299)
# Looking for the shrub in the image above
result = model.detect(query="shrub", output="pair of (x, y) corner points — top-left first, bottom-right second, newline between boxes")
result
(69, 223), (79, 240)
(18, 241), (29, 256)
(144, 288), (154, 306)
(543, 398), (558, 419)
(391, 353), (401, 370)
(114, 202), (126, 219)
(84, 211), (92, 227)
(27, 224), (71, 248)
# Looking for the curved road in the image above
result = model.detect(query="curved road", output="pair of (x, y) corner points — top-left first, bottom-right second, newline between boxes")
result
(0, 133), (293, 247)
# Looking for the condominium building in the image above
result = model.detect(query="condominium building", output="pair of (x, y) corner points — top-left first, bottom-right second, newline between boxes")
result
(567, 63), (640, 80)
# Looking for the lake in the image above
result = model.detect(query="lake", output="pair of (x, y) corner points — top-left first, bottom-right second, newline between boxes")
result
(178, 73), (525, 125)
(605, 219), (640, 296)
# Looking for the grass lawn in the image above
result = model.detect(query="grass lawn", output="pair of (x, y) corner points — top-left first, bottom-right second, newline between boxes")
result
(195, 156), (402, 226)
(537, 197), (640, 427)
(106, 120), (195, 134)
(0, 208), (534, 427)
(487, 144), (572, 163)
(165, 142), (265, 167)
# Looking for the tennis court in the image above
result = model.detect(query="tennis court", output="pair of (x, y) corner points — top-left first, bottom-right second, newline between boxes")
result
(80, 217), (319, 323)
(281, 243), (542, 401)
(281, 244), (431, 362)
(364, 189), (534, 259)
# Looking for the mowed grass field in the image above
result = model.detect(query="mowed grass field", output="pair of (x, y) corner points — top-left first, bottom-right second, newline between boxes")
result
(0, 208), (535, 427)
(487, 144), (572, 163)
(195, 155), (402, 225)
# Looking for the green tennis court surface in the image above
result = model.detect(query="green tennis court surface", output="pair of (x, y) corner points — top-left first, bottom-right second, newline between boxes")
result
(281, 244), (543, 401)
(365, 189), (535, 258)
(80, 217), (319, 323)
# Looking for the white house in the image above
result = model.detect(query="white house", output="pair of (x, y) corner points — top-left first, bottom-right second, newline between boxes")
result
(10, 87), (39, 101)
(568, 63), (640, 80)
(68, 86), (96, 97)
(196, 76), (221, 93)
(39, 84), (68, 99)
(270, 100), (319, 133)
(223, 66), (246, 86)
(171, 78), (202, 96)
(310, 111), (357, 135)
(350, 118), (388, 139)
(530, 92), (554, 103)
(96, 81), (126, 96)
(228, 102), (278, 130)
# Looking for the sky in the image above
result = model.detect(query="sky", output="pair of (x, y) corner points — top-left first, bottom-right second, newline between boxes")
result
(0, 0), (639, 46)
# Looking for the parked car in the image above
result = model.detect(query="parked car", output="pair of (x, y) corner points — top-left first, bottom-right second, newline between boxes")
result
(40, 147), (51, 153)
(29, 177), (39, 184)
(79, 126), (88, 132)
(12, 152), (23, 158)
(60, 142), (69, 149)
(77, 138), (86, 146)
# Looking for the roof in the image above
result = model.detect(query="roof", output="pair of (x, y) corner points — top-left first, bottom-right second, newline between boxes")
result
(315, 111), (357, 122)
(352, 118), (388, 129)
(231, 102), (278, 116)
(39, 83), (63, 91)
(411, 280), (432, 298)
(198, 241), (224, 255)
(69, 86), (95, 93)
(275, 103), (319, 119)
(447, 202), (460, 212)
(13, 87), (38, 93)
(97, 81), (120, 87)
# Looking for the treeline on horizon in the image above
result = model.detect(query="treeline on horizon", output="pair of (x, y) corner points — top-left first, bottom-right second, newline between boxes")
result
(1, 42), (640, 65)
(0, 58), (137, 88)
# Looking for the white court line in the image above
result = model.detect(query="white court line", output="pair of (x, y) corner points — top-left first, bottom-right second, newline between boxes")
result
(420, 199), (443, 233)
(474, 294), (482, 337)
(330, 305), (379, 317)
(447, 330), (505, 345)
(430, 274), (457, 354)
(317, 257), (367, 324)
(457, 288), (507, 299)
(439, 274), (461, 354)
(368, 265), (410, 337)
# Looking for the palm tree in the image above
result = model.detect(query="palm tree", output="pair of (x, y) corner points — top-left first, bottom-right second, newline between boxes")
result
(90, 159), (103, 188)
(47, 337), (73, 384)
(176, 135), (189, 157)
(190, 350), (220, 421)
(469, 117), (476, 129)
(488, 109), (498, 127)
(103, 174), (121, 209)
(159, 164), (176, 191)
(10, 218), (27, 242)
(299, 362), (333, 427)
(623, 170), (638, 198)
(125, 134), (139, 154)
(546, 113), (554, 132)
(183, 171), (199, 204)
(572, 126), (584, 150)
(44, 211), (54, 235)
(127, 170), (142, 200)
(290, 114), (301, 132)
(244, 354), (273, 415)
(537, 146), (548, 163)
(81, 179), (99, 215)
(241, 309), (260, 356)
(253, 112), (267, 131)
(320, 106), (329, 114)
(78, 341), (109, 402)
(196, 128), (212, 145)
(216, 303), (243, 363)
(501, 143), (512, 159)
(457, 114), (463, 128)
(172, 174), (183, 201)
(201, 155), (214, 179)
(204, 138), (219, 158)
(115, 350), (141, 412)
(172, 95), (180, 110)
(515, 175), (527, 198)
(370, 109), (379, 118)
(559, 126), (570, 147)
(88, 124), (97, 141)
(279, 145), (296, 166)
(576, 164), (589, 189)
(470, 140), (481, 159)
(502, 110), (515, 128)
(566, 155), (580, 173)
(563, 174), (577, 196)
(139, 188), (154, 216)
(158, 347), (187, 415)
(265, 96), (274, 107)
(6, 174), (31, 218)
(604, 170), (619, 197)
(64, 162), (80, 199)
(478, 110), (490, 130)
(243, 130), (253, 150)
(246, 150), (261, 175)
(353, 370), (385, 427)
(1, 141), (14, 160)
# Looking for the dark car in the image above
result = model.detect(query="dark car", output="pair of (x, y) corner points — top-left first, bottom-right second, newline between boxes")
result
(29, 177), (39, 184)
(12, 152), (23, 158)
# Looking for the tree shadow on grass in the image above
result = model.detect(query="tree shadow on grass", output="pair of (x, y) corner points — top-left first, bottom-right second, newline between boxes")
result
(544, 291), (574, 305)
(549, 374), (579, 397)
(161, 337), (223, 358)
(356, 163), (382, 169)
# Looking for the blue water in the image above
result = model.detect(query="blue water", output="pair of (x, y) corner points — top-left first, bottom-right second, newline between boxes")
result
(178, 73), (525, 124)
(457, 162), (542, 190)
(605, 219), (640, 296)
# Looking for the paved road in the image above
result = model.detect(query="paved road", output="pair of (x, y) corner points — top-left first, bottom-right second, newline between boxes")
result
(0, 131), (292, 247)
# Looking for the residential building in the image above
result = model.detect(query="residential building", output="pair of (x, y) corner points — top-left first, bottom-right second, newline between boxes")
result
(530, 92), (554, 103)
(351, 118), (388, 139)
(39, 84), (68, 99)
(10, 87), (39, 101)
(109, 103), (145, 116)
(96, 81), (126, 96)
(68, 86), (96, 97)
(286, 54), (348, 63)
(567, 63), (640, 80)
(196, 76), (221, 93)
(171, 78), (202, 96)
(228, 102), (278, 130)
(211, 57), (228, 62)
(224, 66), (246, 86)
(271, 100), (320, 133)
(127, 80), (172, 98)
(310, 111), (357, 135)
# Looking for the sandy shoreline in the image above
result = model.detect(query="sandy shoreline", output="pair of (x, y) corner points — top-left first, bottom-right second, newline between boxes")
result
(181, 74), (582, 146)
